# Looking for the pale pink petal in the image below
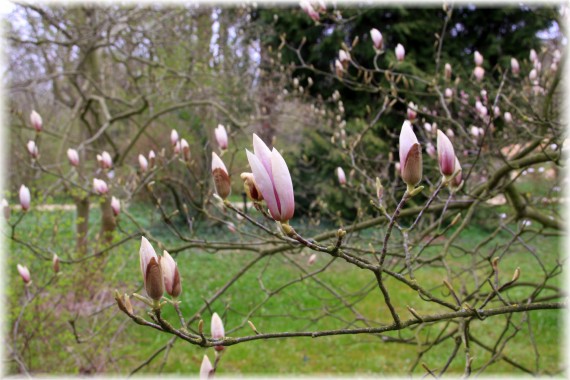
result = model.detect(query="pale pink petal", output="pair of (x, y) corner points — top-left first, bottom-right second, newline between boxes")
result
(246, 150), (280, 220)
(399, 120), (418, 166)
(271, 148), (295, 222)
(253, 134), (273, 179)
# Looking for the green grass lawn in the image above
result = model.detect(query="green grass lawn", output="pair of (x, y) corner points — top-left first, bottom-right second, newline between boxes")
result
(5, 199), (564, 376)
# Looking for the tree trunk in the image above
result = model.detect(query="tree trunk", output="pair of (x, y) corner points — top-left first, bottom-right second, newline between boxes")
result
(75, 197), (90, 255)
(99, 197), (116, 244)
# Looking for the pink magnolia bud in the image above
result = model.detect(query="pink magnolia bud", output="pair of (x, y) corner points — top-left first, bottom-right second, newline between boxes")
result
(246, 134), (295, 222)
(423, 123), (433, 133)
(480, 89), (487, 103)
(370, 28), (383, 50)
(504, 112), (512, 123)
(474, 51), (483, 67)
(30, 110), (42, 132)
(395, 43), (405, 61)
(174, 141), (181, 154)
(171, 129), (179, 146)
(399, 121), (422, 188)
(148, 150), (156, 168)
(27, 141), (38, 159)
(111, 196), (121, 216)
(67, 149), (79, 167)
(473, 66), (485, 82)
(444, 63), (452, 80)
(529, 69), (537, 81)
(338, 49), (350, 66)
(215, 124), (228, 150)
(161, 250), (181, 298)
(2, 199), (10, 220)
(98, 151), (113, 169)
(19, 185), (31, 211)
(530, 49), (537, 63)
(308, 253), (317, 265)
(53, 254), (60, 274)
(445, 88), (453, 99)
(493, 106), (501, 118)
(139, 237), (164, 301)
(17, 264), (31, 284)
(180, 139), (190, 160)
(511, 57), (520, 75)
(407, 102), (417, 121)
(437, 130), (456, 177)
(211, 312), (225, 351)
(335, 59), (344, 77)
(93, 178), (109, 195)
(227, 222), (237, 233)
(212, 152), (231, 199)
(336, 167), (346, 185)
(199, 355), (213, 380)
(426, 143), (436, 158)
(138, 154), (148, 172)
(300, 0), (320, 21)
(446, 128), (455, 139)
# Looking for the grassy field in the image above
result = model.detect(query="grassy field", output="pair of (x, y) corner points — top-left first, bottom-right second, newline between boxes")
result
(6, 198), (564, 376)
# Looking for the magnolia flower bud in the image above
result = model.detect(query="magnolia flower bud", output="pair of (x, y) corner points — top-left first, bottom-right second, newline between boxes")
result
(111, 196), (121, 216)
(27, 141), (38, 159)
(2, 199), (10, 220)
(139, 237), (164, 301)
(171, 129), (179, 146)
(426, 143), (436, 158)
(529, 49), (537, 63)
(450, 158), (462, 189)
(17, 264), (31, 284)
(161, 250), (181, 298)
(370, 28), (383, 50)
(212, 152), (231, 199)
(211, 312), (225, 351)
(334, 59), (344, 77)
(445, 88), (453, 99)
(407, 102), (417, 121)
(241, 172), (263, 202)
(511, 57), (520, 75)
(53, 254), (60, 274)
(444, 63), (452, 80)
(308, 253), (317, 265)
(180, 139), (190, 160)
(199, 355), (213, 380)
(491, 107), (499, 118)
(395, 43), (405, 61)
(504, 112), (512, 124)
(148, 150), (156, 168)
(473, 66), (485, 82)
(67, 149), (79, 167)
(138, 154), (148, 172)
(19, 185), (31, 211)
(529, 69), (538, 81)
(474, 51), (483, 67)
(336, 167), (346, 185)
(98, 151), (113, 169)
(215, 124), (228, 150)
(93, 178), (109, 195)
(437, 130), (456, 177)
(446, 128), (455, 138)
(247, 134), (295, 222)
(338, 49), (350, 66)
(399, 121), (422, 189)
(300, 0), (320, 22)
(30, 110), (42, 132)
